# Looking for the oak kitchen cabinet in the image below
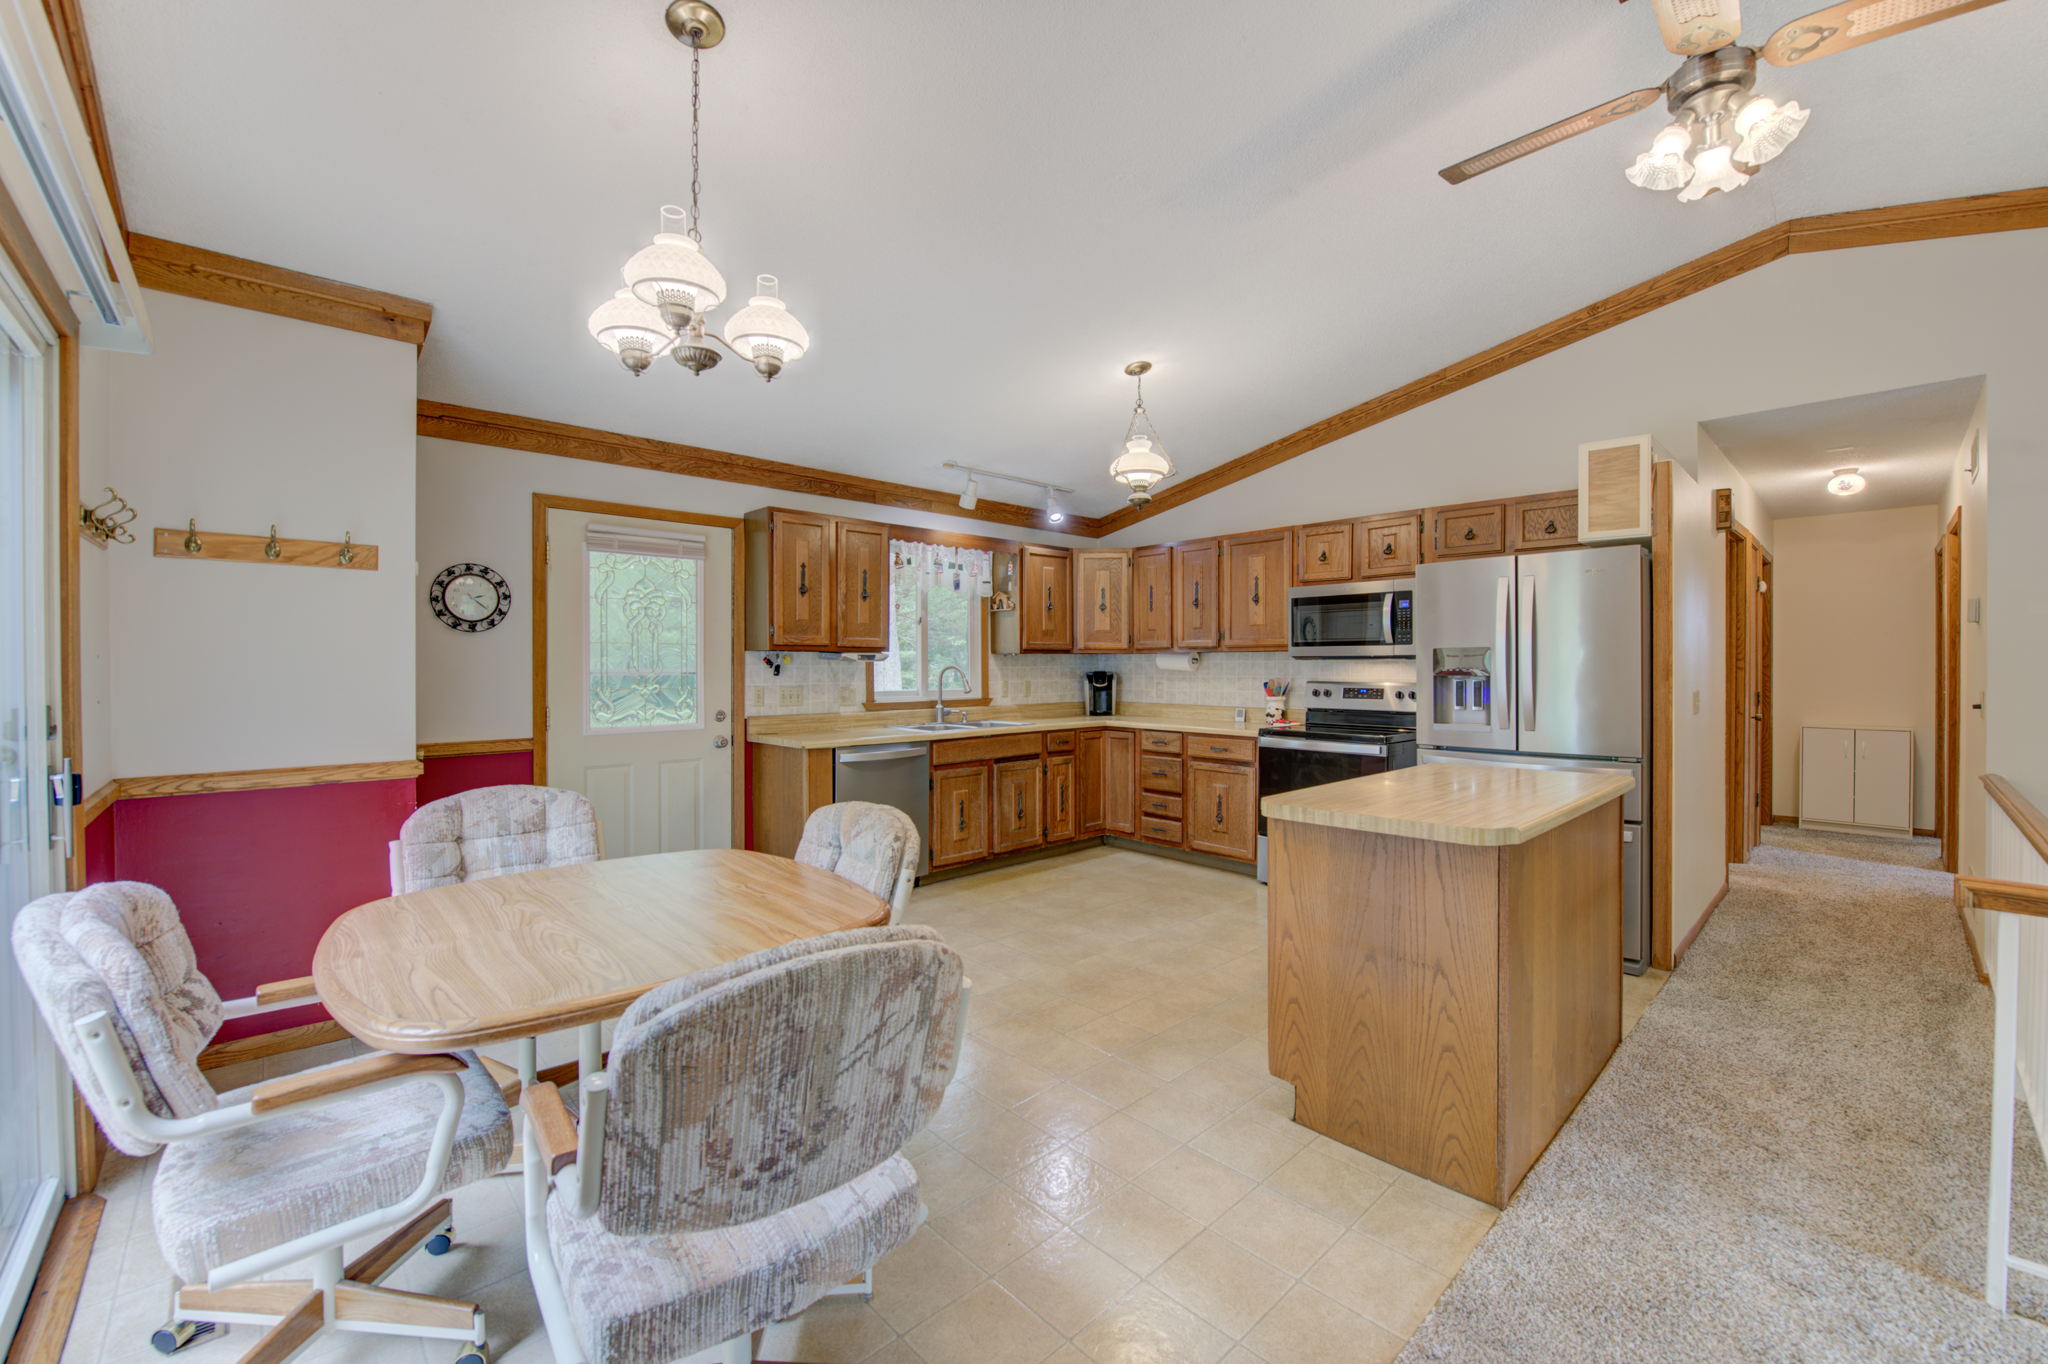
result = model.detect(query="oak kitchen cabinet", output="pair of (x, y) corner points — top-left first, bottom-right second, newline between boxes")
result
(744, 507), (893, 651)
(1078, 729), (1106, 834)
(1173, 541), (1220, 650)
(1428, 500), (1507, 560)
(1130, 545), (1174, 651)
(1185, 758), (1257, 861)
(1020, 545), (1074, 651)
(1045, 751), (1077, 843)
(1101, 728), (1137, 835)
(929, 764), (989, 868)
(1220, 530), (1290, 650)
(1505, 490), (1580, 553)
(1294, 521), (1354, 585)
(1074, 549), (1132, 652)
(992, 756), (1046, 855)
(833, 518), (891, 651)
(1358, 513), (1422, 578)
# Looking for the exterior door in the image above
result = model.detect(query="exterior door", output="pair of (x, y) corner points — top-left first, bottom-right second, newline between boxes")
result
(0, 295), (62, 1337)
(545, 508), (735, 856)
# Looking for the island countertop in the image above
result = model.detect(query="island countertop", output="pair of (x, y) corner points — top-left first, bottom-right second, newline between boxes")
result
(1261, 761), (1635, 847)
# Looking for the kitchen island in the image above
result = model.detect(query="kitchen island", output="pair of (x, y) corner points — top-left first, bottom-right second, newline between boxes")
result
(1264, 760), (1634, 1207)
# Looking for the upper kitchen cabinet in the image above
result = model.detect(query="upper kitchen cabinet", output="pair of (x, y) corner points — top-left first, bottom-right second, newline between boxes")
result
(1074, 549), (1132, 652)
(1505, 490), (1580, 553)
(1293, 521), (1354, 585)
(833, 518), (891, 650)
(1427, 500), (1507, 560)
(1220, 530), (1289, 650)
(1174, 540), (1220, 650)
(745, 509), (833, 649)
(1577, 434), (1657, 543)
(1019, 545), (1074, 651)
(1358, 512), (1421, 578)
(1131, 546), (1174, 651)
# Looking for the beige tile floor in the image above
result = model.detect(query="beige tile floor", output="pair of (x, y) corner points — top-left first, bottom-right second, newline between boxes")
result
(64, 846), (1668, 1364)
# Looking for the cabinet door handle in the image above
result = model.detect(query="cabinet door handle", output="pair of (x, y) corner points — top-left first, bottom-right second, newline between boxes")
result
(1147, 583), (1155, 612)
(1383, 540), (1395, 557)
(1215, 792), (1224, 825)
(860, 568), (870, 602)
(957, 799), (966, 833)
(1192, 583), (1201, 609)
(1251, 575), (1261, 606)
(797, 561), (809, 596)
(1099, 586), (1108, 613)
(1046, 585), (1054, 614)
(1060, 786), (1067, 815)
(1464, 527), (1476, 541)
(1317, 548), (1328, 563)
(1016, 792), (1025, 823)
(1545, 520), (1558, 535)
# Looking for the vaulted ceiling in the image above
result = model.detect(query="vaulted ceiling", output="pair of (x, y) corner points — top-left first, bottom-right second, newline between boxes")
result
(81, 0), (2048, 518)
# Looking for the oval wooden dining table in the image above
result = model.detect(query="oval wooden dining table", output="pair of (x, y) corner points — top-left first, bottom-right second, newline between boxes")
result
(312, 849), (891, 1054)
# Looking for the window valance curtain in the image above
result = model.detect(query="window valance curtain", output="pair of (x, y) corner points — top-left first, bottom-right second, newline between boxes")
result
(891, 539), (993, 599)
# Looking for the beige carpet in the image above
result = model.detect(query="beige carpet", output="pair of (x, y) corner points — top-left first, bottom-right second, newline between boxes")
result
(1399, 835), (2048, 1361)
(1764, 822), (1943, 870)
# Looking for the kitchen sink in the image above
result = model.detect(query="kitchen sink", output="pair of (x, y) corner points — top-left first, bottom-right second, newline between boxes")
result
(889, 722), (978, 732)
(966, 719), (1026, 727)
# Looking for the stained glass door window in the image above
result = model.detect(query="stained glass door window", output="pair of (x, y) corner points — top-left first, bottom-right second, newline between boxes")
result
(583, 525), (706, 733)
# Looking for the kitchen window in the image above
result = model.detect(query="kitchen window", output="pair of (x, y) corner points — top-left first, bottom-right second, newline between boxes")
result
(871, 539), (990, 704)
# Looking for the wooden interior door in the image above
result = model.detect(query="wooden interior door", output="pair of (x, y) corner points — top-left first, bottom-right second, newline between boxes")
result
(1939, 508), (1962, 870)
(1724, 524), (1765, 863)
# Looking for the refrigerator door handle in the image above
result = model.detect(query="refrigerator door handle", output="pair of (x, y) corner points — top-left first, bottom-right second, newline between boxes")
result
(1493, 575), (1512, 732)
(1519, 573), (1537, 732)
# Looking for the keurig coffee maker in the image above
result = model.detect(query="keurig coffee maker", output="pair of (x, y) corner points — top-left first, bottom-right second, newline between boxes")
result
(1085, 670), (1116, 716)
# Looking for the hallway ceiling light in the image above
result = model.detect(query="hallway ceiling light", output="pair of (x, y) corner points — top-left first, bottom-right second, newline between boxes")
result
(586, 3), (809, 382)
(1108, 360), (1177, 507)
(940, 462), (1074, 527)
(1826, 466), (1866, 496)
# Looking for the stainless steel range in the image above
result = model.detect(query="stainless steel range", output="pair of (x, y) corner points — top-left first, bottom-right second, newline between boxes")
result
(1255, 681), (1420, 882)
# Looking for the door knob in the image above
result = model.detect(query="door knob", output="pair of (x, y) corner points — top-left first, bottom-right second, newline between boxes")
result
(713, 736), (730, 749)
(713, 709), (727, 722)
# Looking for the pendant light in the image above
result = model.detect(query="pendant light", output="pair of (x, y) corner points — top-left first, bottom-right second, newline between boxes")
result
(1109, 361), (1176, 506)
(588, 3), (810, 381)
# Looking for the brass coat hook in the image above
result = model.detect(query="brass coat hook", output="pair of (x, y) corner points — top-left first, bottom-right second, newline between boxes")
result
(338, 532), (354, 567)
(264, 525), (281, 560)
(183, 520), (202, 554)
(79, 487), (137, 545)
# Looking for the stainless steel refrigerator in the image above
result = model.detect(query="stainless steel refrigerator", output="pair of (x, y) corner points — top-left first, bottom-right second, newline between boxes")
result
(1417, 545), (1651, 973)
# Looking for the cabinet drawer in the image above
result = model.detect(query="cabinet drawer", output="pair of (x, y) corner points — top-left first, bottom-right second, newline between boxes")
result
(1139, 816), (1184, 846)
(1140, 756), (1183, 794)
(1043, 730), (1078, 754)
(1139, 793), (1184, 820)
(1183, 734), (1255, 764)
(931, 733), (1042, 764)
(1140, 730), (1183, 754)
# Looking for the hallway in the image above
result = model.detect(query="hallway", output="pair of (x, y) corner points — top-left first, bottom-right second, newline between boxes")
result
(1402, 831), (2048, 1360)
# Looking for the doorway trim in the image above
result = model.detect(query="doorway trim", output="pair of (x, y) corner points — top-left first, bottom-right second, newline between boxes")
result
(529, 495), (746, 833)
(1938, 505), (1962, 871)
(1721, 504), (1773, 865)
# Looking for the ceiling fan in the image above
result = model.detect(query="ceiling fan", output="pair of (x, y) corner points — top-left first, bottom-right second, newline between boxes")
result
(1439, 0), (2009, 201)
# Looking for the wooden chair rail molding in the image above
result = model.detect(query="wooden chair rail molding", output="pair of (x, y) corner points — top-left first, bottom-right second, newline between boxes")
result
(416, 737), (534, 759)
(125, 235), (433, 348)
(107, 759), (423, 801)
(1984, 774), (2048, 867)
(420, 401), (1107, 535)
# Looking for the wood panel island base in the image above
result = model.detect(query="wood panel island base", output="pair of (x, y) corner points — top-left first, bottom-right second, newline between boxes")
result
(1264, 762), (1635, 1208)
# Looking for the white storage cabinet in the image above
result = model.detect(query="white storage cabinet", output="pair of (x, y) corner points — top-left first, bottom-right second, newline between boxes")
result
(1799, 726), (1914, 838)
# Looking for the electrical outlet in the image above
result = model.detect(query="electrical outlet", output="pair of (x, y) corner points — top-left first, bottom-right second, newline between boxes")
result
(1234, 707), (1247, 725)
(1691, 689), (1701, 716)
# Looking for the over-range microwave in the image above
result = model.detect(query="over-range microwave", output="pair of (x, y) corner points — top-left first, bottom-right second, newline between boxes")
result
(1287, 580), (1415, 658)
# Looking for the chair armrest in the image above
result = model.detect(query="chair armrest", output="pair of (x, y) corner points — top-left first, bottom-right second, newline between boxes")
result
(521, 1081), (580, 1175)
(249, 1052), (465, 1115)
(256, 976), (319, 1007)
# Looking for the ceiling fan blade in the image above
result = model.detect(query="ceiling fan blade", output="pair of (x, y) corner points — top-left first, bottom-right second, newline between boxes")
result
(1439, 89), (1663, 185)
(1760, 0), (2007, 65)
(1646, 0), (1744, 55)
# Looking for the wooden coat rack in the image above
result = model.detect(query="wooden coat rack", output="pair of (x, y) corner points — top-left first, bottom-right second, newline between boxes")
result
(152, 521), (378, 570)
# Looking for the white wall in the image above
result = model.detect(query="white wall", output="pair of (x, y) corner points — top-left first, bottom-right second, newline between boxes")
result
(76, 347), (112, 795)
(1947, 388), (1990, 878)
(1770, 505), (1941, 829)
(98, 291), (418, 776)
(1101, 228), (2048, 941)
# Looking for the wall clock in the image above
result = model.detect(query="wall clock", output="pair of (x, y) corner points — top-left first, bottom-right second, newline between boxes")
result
(430, 563), (510, 632)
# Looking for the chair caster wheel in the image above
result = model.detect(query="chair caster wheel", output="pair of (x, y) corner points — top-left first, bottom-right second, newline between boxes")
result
(151, 1321), (217, 1354)
(454, 1349), (487, 1364)
(425, 1230), (455, 1255)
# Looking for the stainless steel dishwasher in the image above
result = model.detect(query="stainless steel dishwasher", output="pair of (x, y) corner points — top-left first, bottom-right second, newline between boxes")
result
(832, 744), (933, 875)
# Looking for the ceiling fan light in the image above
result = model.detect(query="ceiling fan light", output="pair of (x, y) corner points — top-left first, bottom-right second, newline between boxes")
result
(1624, 123), (1695, 191)
(1734, 97), (1809, 166)
(587, 288), (671, 374)
(1675, 144), (1749, 202)
(721, 274), (810, 380)
(623, 230), (728, 327)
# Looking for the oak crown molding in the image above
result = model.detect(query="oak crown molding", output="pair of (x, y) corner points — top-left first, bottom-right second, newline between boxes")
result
(126, 235), (434, 348)
(419, 401), (1107, 535)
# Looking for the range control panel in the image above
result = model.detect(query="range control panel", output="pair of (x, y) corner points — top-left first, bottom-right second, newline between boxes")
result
(1302, 681), (1418, 711)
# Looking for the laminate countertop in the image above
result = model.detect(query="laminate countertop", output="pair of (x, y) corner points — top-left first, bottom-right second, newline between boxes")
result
(747, 713), (1262, 751)
(1261, 761), (1635, 847)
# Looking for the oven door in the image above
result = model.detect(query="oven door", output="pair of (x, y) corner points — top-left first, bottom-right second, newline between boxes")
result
(1287, 584), (1413, 657)
(1256, 735), (1392, 880)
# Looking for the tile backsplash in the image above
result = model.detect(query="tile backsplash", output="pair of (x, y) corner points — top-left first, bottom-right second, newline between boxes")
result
(745, 649), (1417, 717)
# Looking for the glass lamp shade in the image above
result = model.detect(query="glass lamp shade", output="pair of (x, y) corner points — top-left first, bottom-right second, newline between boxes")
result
(1110, 434), (1175, 502)
(1826, 467), (1866, 496)
(1734, 97), (1809, 167)
(586, 288), (671, 373)
(1624, 123), (1695, 191)
(722, 275), (810, 380)
(622, 232), (728, 325)
(1675, 144), (1750, 203)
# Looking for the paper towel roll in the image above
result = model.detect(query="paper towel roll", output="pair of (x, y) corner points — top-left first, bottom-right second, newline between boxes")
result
(1154, 652), (1203, 672)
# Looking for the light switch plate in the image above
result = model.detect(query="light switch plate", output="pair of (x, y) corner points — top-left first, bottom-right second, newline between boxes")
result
(1691, 689), (1701, 715)
(1234, 707), (1247, 724)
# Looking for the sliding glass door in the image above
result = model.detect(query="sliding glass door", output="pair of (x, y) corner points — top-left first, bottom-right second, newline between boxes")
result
(0, 267), (66, 1340)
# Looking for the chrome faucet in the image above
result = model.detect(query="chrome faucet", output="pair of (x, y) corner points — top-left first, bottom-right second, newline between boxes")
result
(934, 665), (969, 726)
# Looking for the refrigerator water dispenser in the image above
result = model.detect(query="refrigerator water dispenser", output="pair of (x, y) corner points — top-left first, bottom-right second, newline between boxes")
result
(1432, 646), (1495, 730)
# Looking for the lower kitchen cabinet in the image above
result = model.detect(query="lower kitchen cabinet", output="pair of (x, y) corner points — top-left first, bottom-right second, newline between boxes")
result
(1078, 730), (1106, 834)
(1046, 752), (1077, 842)
(1102, 729), (1137, 835)
(993, 756), (1045, 855)
(1186, 759), (1257, 861)
(930, 764), (990, 868)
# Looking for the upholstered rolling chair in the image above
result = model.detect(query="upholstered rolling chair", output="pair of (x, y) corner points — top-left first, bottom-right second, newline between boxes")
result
(794, 801), (920, 923)
(390, 783), (602, 895)
(12, 882), (513, 1362)
(520, 925), (966, 1364)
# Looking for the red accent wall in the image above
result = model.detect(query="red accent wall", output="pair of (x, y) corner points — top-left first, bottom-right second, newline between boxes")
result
(82, 807), (116, 886)
(417, 751), (533, 807)
(109, 779), (417, 1042)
